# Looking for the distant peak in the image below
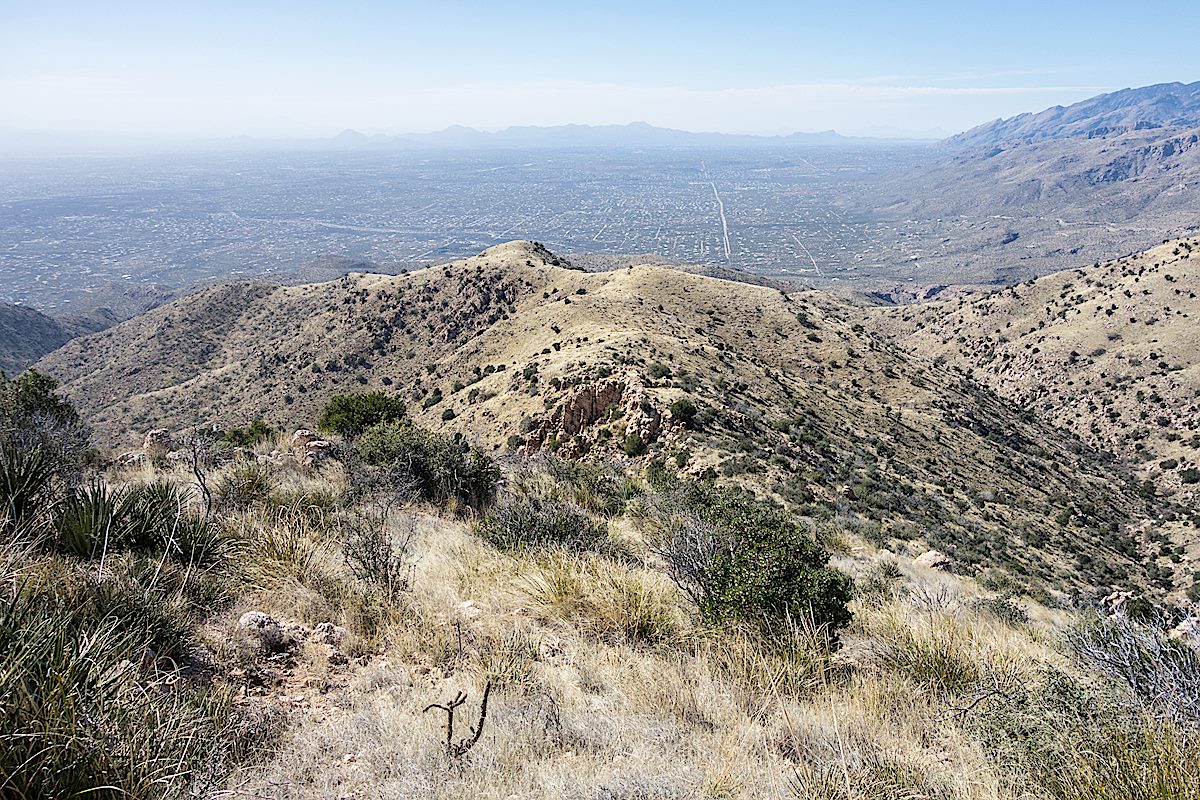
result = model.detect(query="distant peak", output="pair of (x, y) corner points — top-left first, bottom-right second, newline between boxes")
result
(477, 240), (569, 266)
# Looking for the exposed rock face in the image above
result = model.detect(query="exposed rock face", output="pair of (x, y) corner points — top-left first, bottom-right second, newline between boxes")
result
(142, 429), (175, 457)
(523, 372), (678, 458)
(913, 550), (953, 571)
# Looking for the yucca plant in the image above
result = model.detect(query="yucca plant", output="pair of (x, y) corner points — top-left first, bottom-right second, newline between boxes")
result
(125, 480), (191, 551)
(0, 445), (57, 540)
(0, 590), (222, 799)
(54, 480), (132, 560)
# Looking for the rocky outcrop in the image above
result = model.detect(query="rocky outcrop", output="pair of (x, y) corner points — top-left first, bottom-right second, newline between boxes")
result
(913, 550), (952, 571)
(142, 429), (175, 457)
(524, 373), (678, 458)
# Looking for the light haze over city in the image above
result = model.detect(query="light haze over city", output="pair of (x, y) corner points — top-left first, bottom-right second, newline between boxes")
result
(3, 0), (1198, 143)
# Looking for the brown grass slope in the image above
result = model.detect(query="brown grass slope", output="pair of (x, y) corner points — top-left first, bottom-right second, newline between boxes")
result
(39, 241), (1169, 596)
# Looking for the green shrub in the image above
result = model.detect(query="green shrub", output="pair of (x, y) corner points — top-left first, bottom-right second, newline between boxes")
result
(624, 432), (647, 457)
(476, 498), (610, 553)
(651, 486), (853, 636)
(317, 391), (407, 439)
(0, 371), (91, 485)
(354, 420), (497, 511)
(220, 419), (274, 448)
(668, 398), (698, 429)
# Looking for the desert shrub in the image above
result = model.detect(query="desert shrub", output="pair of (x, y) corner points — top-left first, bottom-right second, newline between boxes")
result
(1065, 613), (1200, 725)
(0, 370), (91, 485)
(856, 559), (904, 607)
(476, 497), (610, 553)
(0, 444), (58, 539)
(318, 391), (407, 439)
(623, 432), (647, 456)
(220, 419), (274, 447)
(974, 595), (1029, 626)
(341, 507), (415, 599)
(650, 486), (853, 637)
(354, 420), (498, 511)
(969, 668), (1200, 800)
(542, 457), (638, 517)
(212, 462), (277, 512)
(668, 397), (698, 428)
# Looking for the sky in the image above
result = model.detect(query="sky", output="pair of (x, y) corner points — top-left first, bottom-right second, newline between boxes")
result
(1, 0), (1197, 142)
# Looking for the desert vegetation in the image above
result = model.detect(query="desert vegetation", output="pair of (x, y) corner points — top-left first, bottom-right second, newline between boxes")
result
(2, 379), (1197, 797)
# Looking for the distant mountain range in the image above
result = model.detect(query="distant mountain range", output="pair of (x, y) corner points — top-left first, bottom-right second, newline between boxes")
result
(272, 121), (931, 150)
(948, 81), (1200, 148)
(863, 80), (1200, 283)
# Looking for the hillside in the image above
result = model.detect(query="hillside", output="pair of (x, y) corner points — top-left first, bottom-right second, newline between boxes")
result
(0, 303), (72, 375)
(38, 241), (1176, 598)
(868, 236), (1200, 596)
(866, 83), (1200, 284)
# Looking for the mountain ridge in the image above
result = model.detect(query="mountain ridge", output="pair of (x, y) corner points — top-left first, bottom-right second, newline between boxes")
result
(36, 240), (1182, 597)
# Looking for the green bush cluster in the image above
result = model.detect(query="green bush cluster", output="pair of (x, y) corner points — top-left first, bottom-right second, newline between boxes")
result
(318, 391), (407, 439)
(652, 485), (853, 636)
(354, 419), (498, 511)
(219, 418), (275, 447)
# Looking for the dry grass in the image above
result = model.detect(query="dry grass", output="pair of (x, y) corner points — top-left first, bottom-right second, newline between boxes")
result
(222, 513), (1185, 800)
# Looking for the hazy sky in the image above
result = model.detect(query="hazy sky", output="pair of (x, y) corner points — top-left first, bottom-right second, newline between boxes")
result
(2, 0), (1197, 140)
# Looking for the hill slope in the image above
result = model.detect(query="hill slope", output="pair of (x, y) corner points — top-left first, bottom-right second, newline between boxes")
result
(867, 83), (1200, 285)
(39, 241), (1173, 597)
(0, 303), (72, 375)
(868, 237), (1200, 598)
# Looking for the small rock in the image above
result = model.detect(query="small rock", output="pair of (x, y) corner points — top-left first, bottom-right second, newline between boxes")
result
(913, 550), (952, 571)
(457, 600), (483, 619)
(1100, 590), (1133, 612)
(312, 621), (348, 646)
(238, 611), (289, 651)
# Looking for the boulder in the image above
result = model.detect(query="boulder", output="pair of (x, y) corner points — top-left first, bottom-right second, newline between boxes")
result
(913, 550), (952, 571)
(1100, 590), (1133, 612)
(1169, 616), (1199, 641)
(311, 621), (348, 646)
(142, 429), (175, 457)
(116, 451), (147, 467)
(290, 429), (322, 450)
